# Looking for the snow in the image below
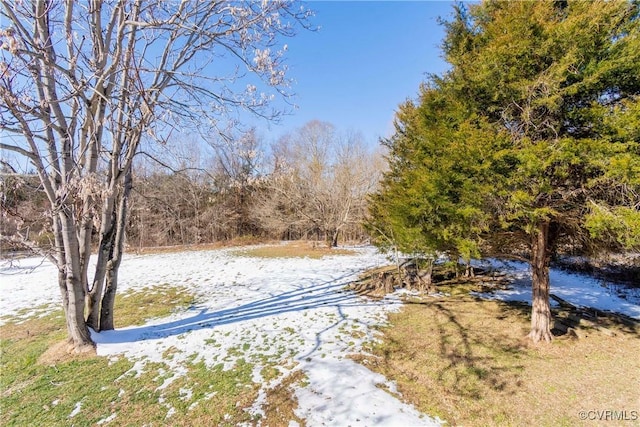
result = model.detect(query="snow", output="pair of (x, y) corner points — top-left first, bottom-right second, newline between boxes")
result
(96, 413), (117, 425)
(471, 259), (640, 319)
(68, 400), (83, 418)
(293, 357), (429, 426)
(1, 246), (638, 425)
(0, 256), (61, 320)
(0, 245), (442, 426)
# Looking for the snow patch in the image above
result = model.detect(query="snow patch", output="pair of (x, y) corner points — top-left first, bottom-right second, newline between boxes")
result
(472, 259), (640, 319)
(3, 245), (637, 426)
(68, 400), (83, 418)
(96, 413), (117, 425)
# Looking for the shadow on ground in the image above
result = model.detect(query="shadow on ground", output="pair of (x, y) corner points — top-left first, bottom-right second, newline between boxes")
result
(93, 274), (402, 347)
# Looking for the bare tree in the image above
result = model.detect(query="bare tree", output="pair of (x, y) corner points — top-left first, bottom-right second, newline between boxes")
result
(125, 141), (214, 247)
(208, 127), (264, 237)
(0, 0), (311, 352)
(254, 120), (380, 246)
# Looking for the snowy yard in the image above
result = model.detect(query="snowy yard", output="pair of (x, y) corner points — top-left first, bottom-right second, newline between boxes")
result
(472, 259), (640, 319)
(1, 245), (638, 426)
(1, 246), (442, 426)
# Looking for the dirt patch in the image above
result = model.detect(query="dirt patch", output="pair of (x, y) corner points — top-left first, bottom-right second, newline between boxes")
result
(37, 340), (97, 365)
(358, 292), (640, 426)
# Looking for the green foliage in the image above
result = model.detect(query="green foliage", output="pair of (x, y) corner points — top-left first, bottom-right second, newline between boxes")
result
(367, 84), (504, 261)
(369, 0), (640, 259)
(585, 203), (640, 250)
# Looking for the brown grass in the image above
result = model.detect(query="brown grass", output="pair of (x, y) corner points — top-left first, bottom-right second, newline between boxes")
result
(127, 239), (358, 259)
(232, 241), (356, 259)
(261, 370), (307, 426)
(128, 236), (271, 255)
(357, 291), (640, 427)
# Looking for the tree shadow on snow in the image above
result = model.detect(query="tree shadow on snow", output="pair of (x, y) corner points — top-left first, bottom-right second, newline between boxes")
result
(92, 273), (401, 347)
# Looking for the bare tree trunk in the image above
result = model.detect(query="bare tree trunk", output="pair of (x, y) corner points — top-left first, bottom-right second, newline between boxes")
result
(100, 170), (132, 331)
(528, 220), (553, 343)
(393, 246), (403, 286)
(59, 209), (94, 351)
(100, 266), (118, 330)
(465, 262), (474, 278)
(418, 258), (433, 292)
(86, 193), (117, 330)
(324, 228), (338, 248)
(78, 201), (93, 294)
(53, 216), (72, 338)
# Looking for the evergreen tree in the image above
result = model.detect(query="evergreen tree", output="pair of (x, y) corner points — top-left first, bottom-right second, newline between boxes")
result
(368, 80), (503, 280)
(370, 0), (640, 342)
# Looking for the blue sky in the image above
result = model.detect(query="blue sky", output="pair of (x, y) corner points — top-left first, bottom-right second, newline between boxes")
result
(1, 1), (455, 170)
(257, 1), (455, 146)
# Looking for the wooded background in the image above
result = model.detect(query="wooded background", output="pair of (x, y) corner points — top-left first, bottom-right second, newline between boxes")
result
(1, 120), (382, 250)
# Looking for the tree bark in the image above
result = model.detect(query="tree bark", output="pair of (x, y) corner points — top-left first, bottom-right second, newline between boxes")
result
(528, 220), (553, 343)
(100, 265), (118, 331)
(59, 209), (94, 351)
(419, 259), (433, 292)
(100, 170), (133, 331)
(53, 216), (73, 338)
(86, 193), (117, 330)
(330, 228), (339, 248)
(465, 262), (475, 278)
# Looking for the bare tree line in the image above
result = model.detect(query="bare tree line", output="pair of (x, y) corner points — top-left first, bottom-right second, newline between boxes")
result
(3, 120), (383, 253)
(128, 120), (383, 247)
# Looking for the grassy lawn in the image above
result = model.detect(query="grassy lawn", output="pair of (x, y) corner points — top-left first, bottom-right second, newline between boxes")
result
(355, 286), (640, 427)
(0, 285), (301, 426)
(0, 242), (359, 426)
(4, 258), (638, 426)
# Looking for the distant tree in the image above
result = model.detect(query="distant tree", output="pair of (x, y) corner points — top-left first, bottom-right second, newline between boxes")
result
(0, 170), (51, 252)
(255, 120), (379, 246)
(371, 0), (640, 342)
(209, 128), (264, 238)
(127, 168), (211, 247)
(0, 1), (311, 351)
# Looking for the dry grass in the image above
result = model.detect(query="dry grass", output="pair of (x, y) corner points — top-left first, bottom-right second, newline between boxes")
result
(128, 236), (269, 255)
(37, 340), (97, 366)
(261, 369), (307, 426)
(232, 241), (356, 259)
(128, 239), (358, 260)
(358, 290), (640, 427)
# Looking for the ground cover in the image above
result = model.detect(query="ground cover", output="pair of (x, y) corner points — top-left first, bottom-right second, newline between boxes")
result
(358, 289), (640, 426)
(1, 286), (264, 426)
(1, 244), (440, 426)
(230, 241), (356, 259)
(1, 243), (638, 426)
